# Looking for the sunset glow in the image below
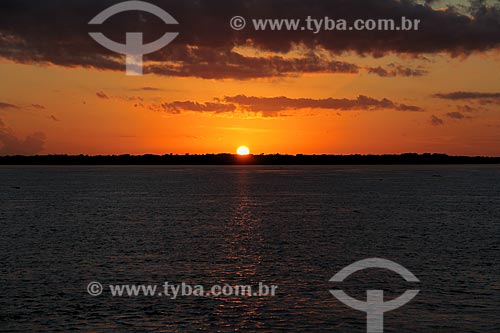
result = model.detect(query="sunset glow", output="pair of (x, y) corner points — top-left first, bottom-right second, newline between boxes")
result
(1, 1), (499, 332)
(237, 146), (250, 156)
(0, 1), (499, 156)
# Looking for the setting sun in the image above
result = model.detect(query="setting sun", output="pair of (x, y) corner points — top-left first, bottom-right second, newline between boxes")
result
(237, 146), (250, 155)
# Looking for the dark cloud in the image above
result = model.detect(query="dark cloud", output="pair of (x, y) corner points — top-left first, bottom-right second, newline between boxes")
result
(96, 91), (109, 99)
(446, 111), (466, 119)
(161, 101), (236, 114)
(430, 114), (444, 125)
(160, 94), (423, 116)
(434, 91), (500, 107)
(0, 118), (46, 155)
(138, 87), (162, 91)
(1, 102), (47, 111)
(0, 102), (20, 110)
(0, 0), (498, 79)
(434, 91), (500, 100)
(146, 49), (359, 79)
(224, 95), (423, 112)
(424, 0), (440, 6)
(367, 64), (428, 77)
(31, 104), (46, 110)
(457, 104), (476, 113)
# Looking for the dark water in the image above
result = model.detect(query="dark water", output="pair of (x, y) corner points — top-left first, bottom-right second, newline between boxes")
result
(1, 165), (499, 332)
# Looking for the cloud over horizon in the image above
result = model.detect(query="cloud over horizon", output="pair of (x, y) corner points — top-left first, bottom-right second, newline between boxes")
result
(0, 118), (46, 155)
(434, 91), (500, 101)
(446, 111), (467, 119)
(159, 94), (423, 116)
(430, 114), (444, 126)
(367, 64), (428, 77)
(0, 102), (20, 110)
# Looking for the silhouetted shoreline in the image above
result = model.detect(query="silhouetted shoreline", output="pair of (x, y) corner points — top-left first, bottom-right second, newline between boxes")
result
(1, 153), (499, 165)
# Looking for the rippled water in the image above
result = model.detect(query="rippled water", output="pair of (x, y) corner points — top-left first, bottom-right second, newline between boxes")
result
(1, 165), (499, 332)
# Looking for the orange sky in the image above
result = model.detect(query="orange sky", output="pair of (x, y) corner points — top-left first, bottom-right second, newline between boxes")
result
(1, 1), (499, 156)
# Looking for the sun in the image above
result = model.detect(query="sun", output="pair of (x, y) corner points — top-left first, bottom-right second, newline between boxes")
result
(237, 146), (250, 155)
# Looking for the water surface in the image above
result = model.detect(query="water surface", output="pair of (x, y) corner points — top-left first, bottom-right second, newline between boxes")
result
(1, 165), (499, 332)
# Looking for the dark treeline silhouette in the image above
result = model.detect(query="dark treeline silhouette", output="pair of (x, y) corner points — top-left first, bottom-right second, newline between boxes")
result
(0, 153), (499, 165)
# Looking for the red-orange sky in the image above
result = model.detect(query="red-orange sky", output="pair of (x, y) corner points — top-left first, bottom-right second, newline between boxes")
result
(1, 0), (499, 156)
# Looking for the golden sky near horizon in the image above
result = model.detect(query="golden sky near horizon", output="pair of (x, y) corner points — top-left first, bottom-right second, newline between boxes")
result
(1, 0), (499, 155)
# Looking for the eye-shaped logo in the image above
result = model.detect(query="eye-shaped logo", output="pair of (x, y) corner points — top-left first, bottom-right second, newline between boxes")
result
(89, 1), (179, 76)
(330, 258), (419, 333)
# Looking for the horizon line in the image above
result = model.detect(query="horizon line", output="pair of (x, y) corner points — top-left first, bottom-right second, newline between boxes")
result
(1, 153), (500, 165)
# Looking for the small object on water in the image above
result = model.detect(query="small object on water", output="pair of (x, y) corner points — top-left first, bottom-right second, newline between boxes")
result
(11, 186), (21, 189)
